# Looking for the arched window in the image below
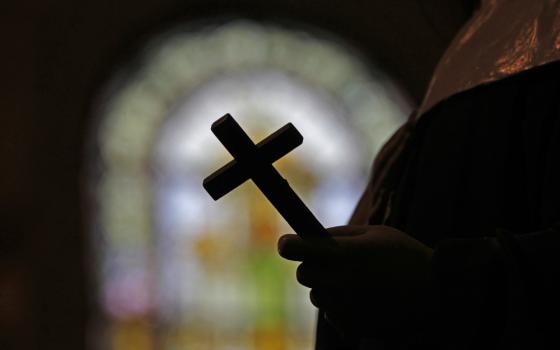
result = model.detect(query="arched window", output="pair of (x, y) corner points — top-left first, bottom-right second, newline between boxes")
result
(89, 20), (410, 350)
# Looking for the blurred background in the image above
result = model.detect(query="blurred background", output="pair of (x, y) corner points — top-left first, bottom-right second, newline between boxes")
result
(0, 1), (473, 350)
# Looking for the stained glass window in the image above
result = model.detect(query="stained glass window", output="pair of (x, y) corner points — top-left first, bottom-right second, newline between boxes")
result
(90, 20), (410, 350)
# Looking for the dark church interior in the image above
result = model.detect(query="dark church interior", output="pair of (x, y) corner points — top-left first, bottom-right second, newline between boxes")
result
(2, 1), (508, 349)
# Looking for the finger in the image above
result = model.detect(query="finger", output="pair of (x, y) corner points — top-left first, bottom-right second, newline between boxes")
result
(309, 288), (335, 309)
(297, 262), (319, 287)
(278, 234), (309, 261)
(296, 262), (349, 288)
(278, 234), (342, 261)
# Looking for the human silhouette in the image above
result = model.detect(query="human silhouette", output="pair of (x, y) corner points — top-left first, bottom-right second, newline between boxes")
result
(278, 0), (560, 348)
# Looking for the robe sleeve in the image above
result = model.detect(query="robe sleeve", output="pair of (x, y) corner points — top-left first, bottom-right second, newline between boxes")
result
(432, 226), (560, 348)
(431, 65), (560, 348)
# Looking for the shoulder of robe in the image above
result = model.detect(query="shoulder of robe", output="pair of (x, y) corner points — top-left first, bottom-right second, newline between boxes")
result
(417, 0), (560, 119)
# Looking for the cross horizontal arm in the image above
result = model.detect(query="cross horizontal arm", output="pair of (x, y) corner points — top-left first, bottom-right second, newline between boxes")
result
(203, 123), (303, 200)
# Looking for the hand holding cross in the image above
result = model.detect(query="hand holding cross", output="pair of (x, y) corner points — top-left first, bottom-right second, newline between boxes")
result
(203, 114), (330, 241)
(203, 114), (438, 340)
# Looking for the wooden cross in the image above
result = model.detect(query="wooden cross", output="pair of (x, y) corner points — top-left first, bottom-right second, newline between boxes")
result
(203, 114), (329, 240)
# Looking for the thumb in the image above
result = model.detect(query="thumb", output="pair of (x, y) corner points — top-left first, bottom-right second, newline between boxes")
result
(327, 225), (369, 238)
(324, 225), (376, 256)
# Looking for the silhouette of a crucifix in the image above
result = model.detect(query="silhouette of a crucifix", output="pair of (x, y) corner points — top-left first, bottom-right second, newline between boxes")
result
(203, 114), (329, 240)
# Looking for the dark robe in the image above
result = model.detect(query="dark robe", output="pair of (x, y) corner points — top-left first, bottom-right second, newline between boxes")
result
(315, 1), (560, 348)
(316, 56), (560, 350)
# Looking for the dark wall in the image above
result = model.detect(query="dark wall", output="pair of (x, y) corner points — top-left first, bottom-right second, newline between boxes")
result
(0, 1), (470, 349)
